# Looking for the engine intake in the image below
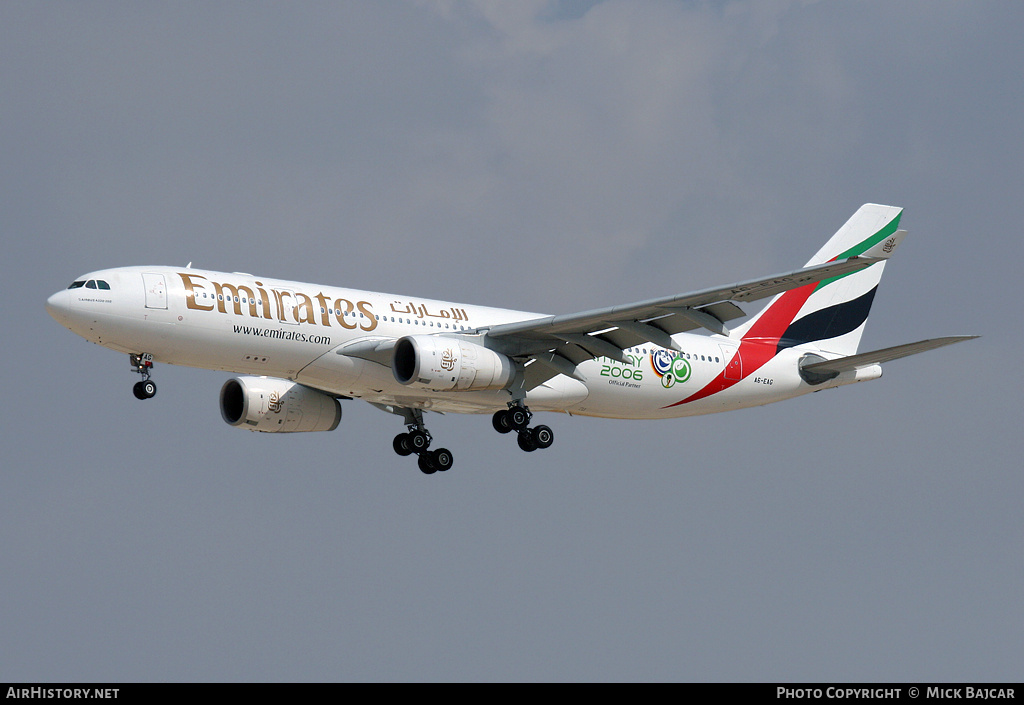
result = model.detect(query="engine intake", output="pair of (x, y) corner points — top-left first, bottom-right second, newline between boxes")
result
(220, 376), (342, 433)
(392, 335), (514, 391)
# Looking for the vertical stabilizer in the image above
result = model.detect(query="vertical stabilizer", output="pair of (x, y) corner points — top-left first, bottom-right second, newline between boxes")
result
(731, 204), (905, 356)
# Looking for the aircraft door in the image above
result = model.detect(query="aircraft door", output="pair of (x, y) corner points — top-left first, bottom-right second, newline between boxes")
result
(720, 343), (742, 381)
(142, 273), (167, 309)
(278, 289), (299, 324)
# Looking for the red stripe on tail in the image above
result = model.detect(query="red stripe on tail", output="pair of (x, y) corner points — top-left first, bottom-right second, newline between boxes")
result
(663, 283), (816, 408)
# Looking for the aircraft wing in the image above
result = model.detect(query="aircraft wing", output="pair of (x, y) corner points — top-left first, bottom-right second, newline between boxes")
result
(480, 256), (884, 389)
(800, 336), (979, 375)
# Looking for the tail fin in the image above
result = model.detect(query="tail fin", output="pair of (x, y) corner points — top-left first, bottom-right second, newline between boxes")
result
(731, 204), (905, 356)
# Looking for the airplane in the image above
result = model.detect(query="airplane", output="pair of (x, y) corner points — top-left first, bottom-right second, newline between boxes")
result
(46, 204), (975, 474)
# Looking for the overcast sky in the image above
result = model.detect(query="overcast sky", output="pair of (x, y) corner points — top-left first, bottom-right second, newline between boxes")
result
(2, 1), (1021, 682)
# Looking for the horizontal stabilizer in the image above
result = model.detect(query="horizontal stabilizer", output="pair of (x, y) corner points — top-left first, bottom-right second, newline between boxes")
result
(801, 336), (979, 375)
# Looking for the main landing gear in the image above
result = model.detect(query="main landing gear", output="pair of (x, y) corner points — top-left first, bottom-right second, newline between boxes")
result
(392, 408), (454, 475)
(130, 353), (157, 400)
(492, 403), (554, 453)
(384, 401), (552, 474)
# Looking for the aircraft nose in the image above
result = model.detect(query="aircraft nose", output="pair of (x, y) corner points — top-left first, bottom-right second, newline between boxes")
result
(46, 289), (71, 326)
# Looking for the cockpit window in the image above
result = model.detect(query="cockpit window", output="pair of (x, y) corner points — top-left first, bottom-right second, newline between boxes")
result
(70, 279), (110, 290)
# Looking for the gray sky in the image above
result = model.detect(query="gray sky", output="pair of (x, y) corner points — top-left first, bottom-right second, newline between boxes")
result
(2, 1), (1020, 682)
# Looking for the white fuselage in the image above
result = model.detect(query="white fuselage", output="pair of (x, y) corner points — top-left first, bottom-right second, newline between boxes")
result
(46, 266), (876, 420)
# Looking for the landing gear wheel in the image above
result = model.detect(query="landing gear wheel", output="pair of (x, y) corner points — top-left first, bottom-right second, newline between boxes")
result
(517, 430), (538, 452)
(409, 429), (431, 452)
(393, 433), (413, 457)
(431, 448), (454, 472)
(509, 406), (531, 431)
(492, 410), (513, 434)
(531, 425), (554, 449)
(418, 454), (437, 475)
(129, 354), (156, 398)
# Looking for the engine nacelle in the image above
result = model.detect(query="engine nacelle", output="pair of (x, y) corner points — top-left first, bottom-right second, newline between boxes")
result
(392, 335), (514, 391)
(220, 376), (342, 433)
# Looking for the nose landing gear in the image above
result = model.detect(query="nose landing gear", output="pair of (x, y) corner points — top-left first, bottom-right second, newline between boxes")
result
(130, 353), (157, 399)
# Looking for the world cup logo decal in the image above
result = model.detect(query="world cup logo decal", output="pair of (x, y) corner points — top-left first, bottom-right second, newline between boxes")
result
(651, 350), (691, 388)
(440, 348), (457, 372)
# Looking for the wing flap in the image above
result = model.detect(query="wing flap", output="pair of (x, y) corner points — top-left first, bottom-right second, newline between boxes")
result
(598, 326), (653, 352)
(485, 257), (880, 360)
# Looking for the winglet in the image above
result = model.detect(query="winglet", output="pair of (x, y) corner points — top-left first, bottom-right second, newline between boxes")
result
(860, 229), (907, 259)
(806, 204), (904, 266)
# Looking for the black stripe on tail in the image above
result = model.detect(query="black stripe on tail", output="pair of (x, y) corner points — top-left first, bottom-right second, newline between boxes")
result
(776, 287), (878, 354)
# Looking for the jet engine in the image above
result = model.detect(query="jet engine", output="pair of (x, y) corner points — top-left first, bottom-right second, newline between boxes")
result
(220, 376), (342, 433)
(392, 335), (514, 391)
